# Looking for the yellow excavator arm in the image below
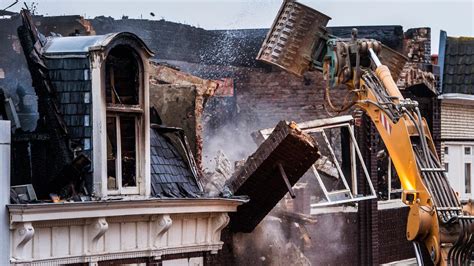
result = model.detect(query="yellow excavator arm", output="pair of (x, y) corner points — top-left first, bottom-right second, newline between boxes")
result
(322, 36), (470, 265)
(257, 1), (474, 263)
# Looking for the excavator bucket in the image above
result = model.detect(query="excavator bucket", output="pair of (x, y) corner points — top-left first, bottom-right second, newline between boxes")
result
(256, 0), (331, 76)
(257, 1), (408, 81)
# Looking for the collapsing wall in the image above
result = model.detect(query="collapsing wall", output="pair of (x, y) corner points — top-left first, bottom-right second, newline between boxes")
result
(0, 14), (436, 264)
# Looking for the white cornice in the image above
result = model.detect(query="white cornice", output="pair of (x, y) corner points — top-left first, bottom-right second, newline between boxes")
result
(8, 198), (244, 223)
(438, 93), (474, 105)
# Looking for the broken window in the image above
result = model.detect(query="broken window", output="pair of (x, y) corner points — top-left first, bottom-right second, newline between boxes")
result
(105, 46), (142, 194)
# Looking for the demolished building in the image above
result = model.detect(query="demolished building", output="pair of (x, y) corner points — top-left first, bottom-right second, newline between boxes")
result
(1, 11), (247, 265)
(0, 9), (443, 265)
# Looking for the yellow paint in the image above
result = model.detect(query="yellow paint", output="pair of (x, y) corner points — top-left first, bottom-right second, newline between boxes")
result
(351, 67), (442, 264)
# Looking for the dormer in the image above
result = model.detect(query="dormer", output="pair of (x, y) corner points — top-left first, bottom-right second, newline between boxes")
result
(42, 32), (153, 198)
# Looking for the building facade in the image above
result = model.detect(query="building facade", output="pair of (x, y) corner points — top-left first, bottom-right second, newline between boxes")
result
(438, 32), (474, 201)
(1, 17), (242, 264)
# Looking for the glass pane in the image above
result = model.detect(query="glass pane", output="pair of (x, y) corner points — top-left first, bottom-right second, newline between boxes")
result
(444, 146), (448, 155)
(465, 147), (471, 155)
(106, 116), (118, 190)
(465, 163), (471, 194)
(120, 116), (137, 187)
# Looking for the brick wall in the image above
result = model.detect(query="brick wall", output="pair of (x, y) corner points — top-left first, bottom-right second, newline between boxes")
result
(378, 206), (414, 263)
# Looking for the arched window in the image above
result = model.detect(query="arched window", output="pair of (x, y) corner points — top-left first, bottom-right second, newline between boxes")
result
(105, 45), (143, 194)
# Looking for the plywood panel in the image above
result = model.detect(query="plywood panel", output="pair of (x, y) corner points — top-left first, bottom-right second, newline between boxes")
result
(168, 219), (183, 246)
(182, 219), (197, 245)
(33, 227), (51, 259)
(121, 222), (137, 250)
(195, 218), (207, 244)
(105, 223), (121, 251)
(52, 226), (69, 257)
(136, 222), (149, 249)
(69, 226), (84, 255)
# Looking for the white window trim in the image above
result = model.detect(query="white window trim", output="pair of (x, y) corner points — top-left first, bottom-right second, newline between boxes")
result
(443, 141), (474, 201)
(105, 115), (140, 195)
(90, 49), (150, 199)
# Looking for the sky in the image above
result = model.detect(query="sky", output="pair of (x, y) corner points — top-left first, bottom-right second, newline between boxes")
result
(3, 0), (474, 54)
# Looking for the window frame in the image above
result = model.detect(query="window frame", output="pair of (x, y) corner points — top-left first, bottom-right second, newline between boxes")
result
(104, 48), (144, 196)
(443, 142), (474, 201)
(465, 162), (471, 194)
(106, 114), (141, 195)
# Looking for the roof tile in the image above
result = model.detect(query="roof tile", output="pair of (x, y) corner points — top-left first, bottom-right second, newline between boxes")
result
(442, 36), (474, 94)
(149, 128), (201, 198)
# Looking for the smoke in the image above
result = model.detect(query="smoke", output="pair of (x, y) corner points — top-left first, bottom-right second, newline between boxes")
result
(312, 213), (349, 258)
(231, 209), (354, 265)
(232, 216), (306, 266)
(202, 117), (258, 173)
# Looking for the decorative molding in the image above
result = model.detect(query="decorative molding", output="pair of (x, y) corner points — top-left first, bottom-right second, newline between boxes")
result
(10, 244), (222, 265)
(88, 218), (108, 252)
(32, 218), (87, 228)
(211, 213), (230, 249)
(12, 222), (34, 260)
(9, 201), (243, 264)
(152, 214), (173, 248)
(8, 198), (243, 223)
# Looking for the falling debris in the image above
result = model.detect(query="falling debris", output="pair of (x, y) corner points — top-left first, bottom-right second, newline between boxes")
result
(203, 150), (233, 197)
(226, 120), (320, 232)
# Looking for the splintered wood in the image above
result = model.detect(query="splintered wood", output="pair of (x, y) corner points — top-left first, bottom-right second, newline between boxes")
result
(226, 121), (320, 233)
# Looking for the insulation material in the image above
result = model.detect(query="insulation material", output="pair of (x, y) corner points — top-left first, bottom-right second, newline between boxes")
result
(226, 121), (320, 232)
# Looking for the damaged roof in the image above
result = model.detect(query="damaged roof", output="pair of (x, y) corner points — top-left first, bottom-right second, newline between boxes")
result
(150, 128), (201, 198)
(441, 36), (474, 94)
(42, 32), (154, 57)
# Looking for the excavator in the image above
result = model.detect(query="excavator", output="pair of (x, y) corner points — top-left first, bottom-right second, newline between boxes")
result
(257, 1), (474, 265)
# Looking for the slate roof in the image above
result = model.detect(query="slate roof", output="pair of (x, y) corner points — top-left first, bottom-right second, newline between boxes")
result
(442, 36), (474, 94)
(42, 32), (153, 58)
(150, 128), (201, 198)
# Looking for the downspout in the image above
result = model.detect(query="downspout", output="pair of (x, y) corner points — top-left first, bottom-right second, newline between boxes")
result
(438, 30), (447, 94)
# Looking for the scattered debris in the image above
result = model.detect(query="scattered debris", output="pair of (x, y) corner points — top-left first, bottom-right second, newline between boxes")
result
(15, 10), (91, 200)
(10, 184), (37, 204)
(203, 150), (232, 197)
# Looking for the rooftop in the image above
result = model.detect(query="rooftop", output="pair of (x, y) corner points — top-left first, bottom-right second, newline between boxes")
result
(442, 35), (474, 94)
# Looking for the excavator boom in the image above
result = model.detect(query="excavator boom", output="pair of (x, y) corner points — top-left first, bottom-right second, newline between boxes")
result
(258, 0), (474, 264)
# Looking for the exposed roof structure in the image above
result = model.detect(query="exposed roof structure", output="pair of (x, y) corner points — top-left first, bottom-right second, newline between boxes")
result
(150, 128), (201, 198)
(441, 36), (474, 94)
